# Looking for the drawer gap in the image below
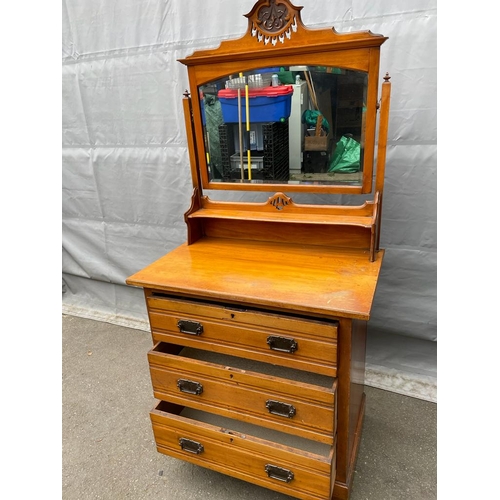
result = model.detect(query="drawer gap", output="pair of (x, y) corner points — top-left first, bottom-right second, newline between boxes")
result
(151, 342), (336, 393)
(154, 401), (332, 459)
(178, 345), (336, 390)
(153, 342), (183, 355)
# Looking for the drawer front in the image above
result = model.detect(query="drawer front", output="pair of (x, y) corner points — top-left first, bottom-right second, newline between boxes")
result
(148, 343), (337, 444)
(151, 402), (335, 500)
(145, 291), (338, 377)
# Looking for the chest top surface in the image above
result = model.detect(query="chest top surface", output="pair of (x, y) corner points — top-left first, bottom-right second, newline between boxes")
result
(126, 237), (384, 320)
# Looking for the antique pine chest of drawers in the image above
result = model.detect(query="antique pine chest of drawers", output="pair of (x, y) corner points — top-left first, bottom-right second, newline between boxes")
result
(126, 238), (384, 500)
(126, 1), (390, 498)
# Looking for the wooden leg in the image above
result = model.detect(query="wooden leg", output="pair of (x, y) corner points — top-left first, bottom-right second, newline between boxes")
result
(332, 392), (366, 499)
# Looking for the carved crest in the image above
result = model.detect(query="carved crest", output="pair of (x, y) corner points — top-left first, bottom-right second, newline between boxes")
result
(245, 0), (303, 46)
(269, 192), (292, 210)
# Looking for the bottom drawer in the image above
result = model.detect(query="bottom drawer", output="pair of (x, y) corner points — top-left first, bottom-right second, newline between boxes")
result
(150, 401), (336, 500)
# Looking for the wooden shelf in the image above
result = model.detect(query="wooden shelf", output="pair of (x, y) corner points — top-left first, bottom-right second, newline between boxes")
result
(185, 191), (380, 261)
(189, 208), (376, 228)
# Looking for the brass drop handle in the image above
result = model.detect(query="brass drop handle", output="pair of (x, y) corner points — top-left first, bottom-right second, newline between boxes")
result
(265, 464), (294, 483)
(266, 400), (296, 418)
(177, 378), (203, 395)
(267, 335), (298, 353)
(179, 438), (204, 454)
(177, 319), (203, 335)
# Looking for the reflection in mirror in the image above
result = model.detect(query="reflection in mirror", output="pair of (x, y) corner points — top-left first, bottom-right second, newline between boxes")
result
(199, 66), (367, 186)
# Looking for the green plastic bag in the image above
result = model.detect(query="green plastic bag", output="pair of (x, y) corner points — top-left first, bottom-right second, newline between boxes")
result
(328, 135), (361, 173)
(301, 109), (330, 134)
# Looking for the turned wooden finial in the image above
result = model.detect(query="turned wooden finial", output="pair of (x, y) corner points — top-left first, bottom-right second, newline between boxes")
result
(383, 72), (391, 82)
(183, 89), (191, 98)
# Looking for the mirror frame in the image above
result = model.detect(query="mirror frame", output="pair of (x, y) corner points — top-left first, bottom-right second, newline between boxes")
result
(179, 0), (387, 195)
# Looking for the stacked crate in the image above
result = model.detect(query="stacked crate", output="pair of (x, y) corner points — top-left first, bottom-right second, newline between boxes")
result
(218, 121), (289, 181)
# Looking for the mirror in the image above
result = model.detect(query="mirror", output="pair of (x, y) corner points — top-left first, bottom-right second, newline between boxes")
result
(198, 66), (368, 186)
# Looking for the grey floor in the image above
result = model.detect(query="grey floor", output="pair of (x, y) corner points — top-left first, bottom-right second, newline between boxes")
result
(62, 315), (436, 500)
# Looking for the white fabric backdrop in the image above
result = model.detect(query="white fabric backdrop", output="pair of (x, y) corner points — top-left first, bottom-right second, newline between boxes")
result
(62, 0), (437, 401)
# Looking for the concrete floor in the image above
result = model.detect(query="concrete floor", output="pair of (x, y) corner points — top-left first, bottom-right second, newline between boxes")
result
(62, 315), (436, 500)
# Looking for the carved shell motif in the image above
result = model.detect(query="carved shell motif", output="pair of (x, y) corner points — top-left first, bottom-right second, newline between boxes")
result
(246, 0), (302, 46)
(269, 192), (292, 210)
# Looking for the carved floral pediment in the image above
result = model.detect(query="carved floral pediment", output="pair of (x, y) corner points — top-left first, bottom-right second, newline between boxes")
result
(245, 0), (303, 46)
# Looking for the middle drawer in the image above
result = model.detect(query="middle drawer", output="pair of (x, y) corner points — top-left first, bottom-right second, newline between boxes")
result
(148, 342), (337, 444)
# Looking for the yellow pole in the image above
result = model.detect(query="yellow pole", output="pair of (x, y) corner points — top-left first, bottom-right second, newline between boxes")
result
(245, 80), (251, 180)
(237, 86), (244, 180)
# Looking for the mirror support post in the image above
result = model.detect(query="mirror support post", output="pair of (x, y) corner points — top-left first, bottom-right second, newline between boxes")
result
(375, 73), (392, 251)
(182, 91), (203, 196)
(182, 91), (205, 245)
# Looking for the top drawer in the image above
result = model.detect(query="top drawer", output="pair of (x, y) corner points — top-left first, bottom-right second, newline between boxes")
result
(145, 290), (338, 377)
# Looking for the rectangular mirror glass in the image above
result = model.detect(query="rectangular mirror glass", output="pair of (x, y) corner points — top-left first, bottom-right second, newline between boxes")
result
(198, 66), (367, 187)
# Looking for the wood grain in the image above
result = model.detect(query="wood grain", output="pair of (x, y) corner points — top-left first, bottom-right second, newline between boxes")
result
(148, 342), (337, 443)
(126, 237), (384, 320)
(151, 402), (335, 500)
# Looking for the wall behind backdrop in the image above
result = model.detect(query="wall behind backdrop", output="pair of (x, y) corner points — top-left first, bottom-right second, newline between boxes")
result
(62, 0), (437, 401)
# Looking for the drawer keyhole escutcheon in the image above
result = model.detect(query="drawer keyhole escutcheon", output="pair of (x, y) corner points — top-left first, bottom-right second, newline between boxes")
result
(267, 335), (298, 353)
(177, 319), (203, 335)
(265, 464), (294, 483)
(266, 400), (296, 418)
(179, 438), (204, 454)
(177, 378), (204, 395)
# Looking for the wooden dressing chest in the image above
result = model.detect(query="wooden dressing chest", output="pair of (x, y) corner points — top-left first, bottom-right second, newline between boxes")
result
(127, 2), (391, 498)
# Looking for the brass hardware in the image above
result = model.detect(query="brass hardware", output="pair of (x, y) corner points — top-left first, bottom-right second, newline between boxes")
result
(177, 319), (203, 335)
(267, 335), (298, 353)
(266, 399), (296, 418)
(177, 379), (203, 395)
(265, 464), (294, 483)
(179, 438), (204, 454)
